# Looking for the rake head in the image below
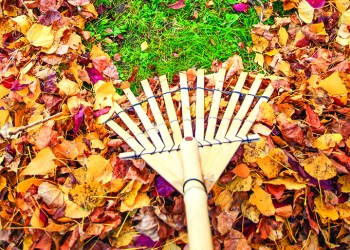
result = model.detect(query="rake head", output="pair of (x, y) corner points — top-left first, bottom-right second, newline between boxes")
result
(101, 67), (274, 193)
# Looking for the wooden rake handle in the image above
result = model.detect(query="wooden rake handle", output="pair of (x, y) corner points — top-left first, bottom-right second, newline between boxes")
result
(181, 137), (213, 250)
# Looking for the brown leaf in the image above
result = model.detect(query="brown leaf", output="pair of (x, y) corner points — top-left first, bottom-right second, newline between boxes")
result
(168, 0), (185, 9)
(223, 230), (251, 250)
(217, 211), (239, 235)
(276, 114), (304, 145)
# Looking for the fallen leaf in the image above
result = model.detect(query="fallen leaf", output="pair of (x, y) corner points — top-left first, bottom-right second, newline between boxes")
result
(38, 182), (64, 207)
(168, 0), (185, 9)
(232, 3), (250, 13)
(306, 0), (325, 8)
(319, 71), (348, 105)
(301, 153), (337, 180)
(278, 27), (288, 46)
(217, 211), (239, 235)
(26, 23), (54, 48)
(265, 177), (306, 190)
(314, 134), (343, 150)
(314, 196), (339, 220)
(224, 230), (251, 250)
(67, 0), (90, 6)
(252, 34), (269, 53)
(215, 189), (233, 211)
(232, 163), (250, 179)
(69, 181), (106, 210)
(20, 147), (56, 176)
(249, 185), (275, 216)
(256, 148), (287, 179)
(86, 154), (112, 184)
(257, 102), (276, 126)
(141, 41), (148, 51)
(226, 176), (252, 193)
(338, 175), (350, 192)
(298, 0), (314, 24)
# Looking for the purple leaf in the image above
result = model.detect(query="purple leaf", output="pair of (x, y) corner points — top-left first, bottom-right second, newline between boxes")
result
(232, 3), (250, 13)
(94, 107), (111, 117)
(40, 73), (57, 93)
(154, 175), (175, 198)
(96, 4), (111, 15)
(73, 106), (84, 137)
(86, 67), (104, 84)
(39, 210), (48, 227)
(38, 10), (61, 26)
(306, 0), (325, 8)
(135, 234), (161, 248)
(1, 76), (28, 91)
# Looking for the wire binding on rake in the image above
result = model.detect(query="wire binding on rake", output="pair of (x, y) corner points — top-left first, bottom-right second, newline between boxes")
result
(105, 87), (270, 123)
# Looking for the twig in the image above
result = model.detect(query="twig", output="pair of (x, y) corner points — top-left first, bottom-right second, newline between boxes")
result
(8, 112), (63, 137)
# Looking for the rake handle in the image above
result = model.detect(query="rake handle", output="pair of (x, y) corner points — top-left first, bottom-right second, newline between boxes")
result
(181, 137), (213, 250)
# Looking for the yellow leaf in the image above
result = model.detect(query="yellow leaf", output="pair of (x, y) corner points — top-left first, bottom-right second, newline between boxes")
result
(121, 181), (142, 207)
(0, 85), (10, 99)
(338, 175), (350, 192)
(243, 136), (269, 163)
(226, 176), (252, 193)
(257, 102), (276, 126)
(314, 196), (339, 220)
(111, 222), (138, 247)
(90, 44), (110, 60)
(265, 177), (306, 190)
(57, 77), (79, 96)
(335, 0), (350, 12)
(0, 110), (10, 128)
(20, 147), (57, 176)
(64, 199), (92, 219)
(279, 60), (292, 76)
(27, 115), (43, 132)
(252, 34), (269, 53)
(30, 207), (45, 228)
(163, 240), (181, 250)
(264, 48), (279, 56)
(278, 27), (288, 46)
(244, 206), (260, 223)
(309, 22), (328, 36)
(120, 192), (150, 212)
(0, 176), (6, 192)
(69, 181), (106, 210)
(298, 0), (314, 24)
(338, 202), (350, 219)
(26, 23), (54, 48)
(301, 154), (337, 180)
(249, 185), (275, 216)
(141, 41), (148, 51)
(256, 148), (286, 179)
(254, 53), (264, 67)
(215, 189), (233, 211)
(93, 81), (122, 110)
(23, 235), (33, 250)
(10, 15), (31, 35)
(86, 155), (112, 184)
(314, 134), (343, 150)
(319, 71), (348, 104)
(16, 177), (44, 193)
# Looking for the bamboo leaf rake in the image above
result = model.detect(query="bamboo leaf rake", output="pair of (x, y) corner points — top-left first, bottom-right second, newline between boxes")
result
(102, 68), (274, 249)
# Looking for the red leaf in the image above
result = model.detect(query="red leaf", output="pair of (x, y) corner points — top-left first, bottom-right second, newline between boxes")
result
(168, 0), (185, 9)
(267, 184), (285, 200)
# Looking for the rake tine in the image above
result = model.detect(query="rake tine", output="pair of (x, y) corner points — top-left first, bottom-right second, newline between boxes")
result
(180, 72), (193, 138)
(236, 84), (275, 138)
(195, 69), (205, 142)
(205, 68), (225, 140)
(215, 72), (248, 139)
(141, 79), (174, 150)
(112, 102), (155, 152)
(226, 74), (264, 138)
(123, 88), (165, 152)
(160, 75), (183, 145)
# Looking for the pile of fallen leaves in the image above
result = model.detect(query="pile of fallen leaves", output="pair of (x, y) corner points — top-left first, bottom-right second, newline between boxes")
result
(1, 0), (350, 249)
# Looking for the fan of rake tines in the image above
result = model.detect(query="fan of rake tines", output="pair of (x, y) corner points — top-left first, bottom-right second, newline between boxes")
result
(103, 65), (274, 250)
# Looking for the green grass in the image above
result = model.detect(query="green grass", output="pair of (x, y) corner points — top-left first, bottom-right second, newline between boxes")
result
(87, 0), (262, 85)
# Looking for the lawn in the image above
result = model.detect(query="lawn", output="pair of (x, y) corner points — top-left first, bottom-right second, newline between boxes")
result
(87, 0), (262, 86)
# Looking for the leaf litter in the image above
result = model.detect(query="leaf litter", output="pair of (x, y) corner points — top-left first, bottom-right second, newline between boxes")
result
(0, 0), (350, 249)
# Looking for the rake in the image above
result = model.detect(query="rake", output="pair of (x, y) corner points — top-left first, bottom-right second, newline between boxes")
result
(101, 66), (274, 249)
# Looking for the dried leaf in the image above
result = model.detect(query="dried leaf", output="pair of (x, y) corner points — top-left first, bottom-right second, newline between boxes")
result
(301, 153), (337, 180)
(249, 185), (275, 216)
(38, 182), (64, 207)
(319, 71), (348, 105)
(314, 196), (339, 220)
(256, 148), (287, 179)
(20, 147), (56, 176)
(86, 154), (112, 184)
(26, 23), (54, 48)
(298, 0), (314, 24)
(265, 177), (306, 190)
(232, 163), (250, 179)
(314, 134), (343, 150)
(226, 176), (252, 193)
(278, 27), (288, 46)
(338, 175), (350, 192)
(232, 3), (250, 13)
(168, 0), (185, 9)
